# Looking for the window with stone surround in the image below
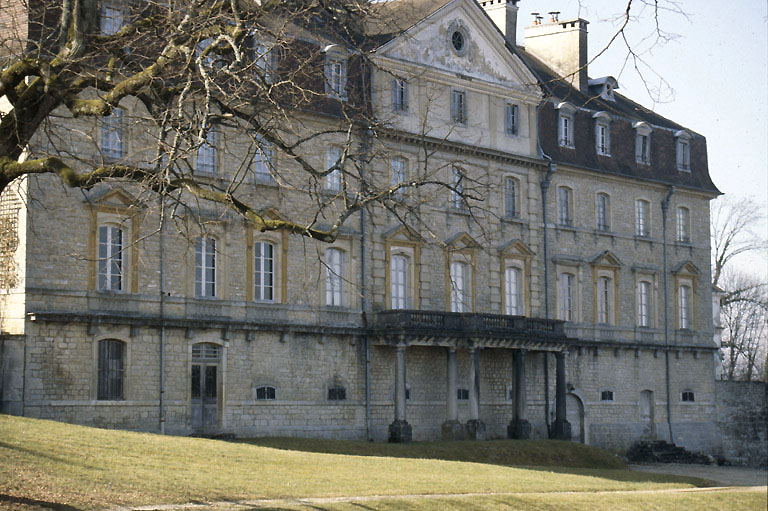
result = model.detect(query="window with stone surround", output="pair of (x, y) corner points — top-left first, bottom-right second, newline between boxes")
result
(450, 260), (469, 312)
(634, 122), (652, 165)
(505, 103), (519, 136)
(558, 186), (573, 226)
(678, 283), (692, 330)
(635, 199), (650, 237)
(328, 386), (346, 400)
(676, 206), (691, 243)
(390, 254), (409, 309)
(457, 388), (469, 400)
(326, 247), (344, 306)
(101, 108), (124, 161)
(97, 339), (125, 400)
(681, 390), (695, 402)
(195, 236), (217, 298)
(593, 112), (611, 156)
(559, 272), (575, 322)
(675, 130), (691, 172)
(600, 390), (614, 401)
(505, 266), (523, 316)
(326, 146), (342, 191)
(392, 77), (408, 112)
(255, 385), (276, 400)
(504, 176), (520, 218)
(254, 241), (274, 301)
(196, 126), (217, 174)
(390, 157), (407, 198)
(451, 89), (467, 124)
(637, 280), (652, 327)
(98, 225), (123, 291)
(596, 192), (610, 231)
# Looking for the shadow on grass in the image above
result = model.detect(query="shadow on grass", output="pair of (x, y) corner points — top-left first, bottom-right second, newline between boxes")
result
(234, 437), (711, 488)
(0, 493), (82, 511)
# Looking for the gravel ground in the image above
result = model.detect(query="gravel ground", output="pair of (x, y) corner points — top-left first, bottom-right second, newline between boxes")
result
(630, 463), (768, 487)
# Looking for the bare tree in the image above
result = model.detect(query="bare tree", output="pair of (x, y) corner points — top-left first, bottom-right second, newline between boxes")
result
(711, 196), (768, 381)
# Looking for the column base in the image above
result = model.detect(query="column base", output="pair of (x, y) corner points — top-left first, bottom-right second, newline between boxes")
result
(507, 418), (531, 439)
(388, 420), (413, 443)
(550, 419), (572, 440)
(441, 420), (465, 441)
(465, 419), (486, 440)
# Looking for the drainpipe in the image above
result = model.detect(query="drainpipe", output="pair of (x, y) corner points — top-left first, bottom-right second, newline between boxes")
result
(661, 186), (675, 443)
(360, 111), (373, 441)
(159, 197), (167, 435)
(536, 99), (556, 437)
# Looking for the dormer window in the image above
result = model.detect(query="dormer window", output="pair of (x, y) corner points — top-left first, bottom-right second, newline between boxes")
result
(323, 48), (348, 100)
(634, 122), (652, 165)
(593, 112), (611, 156)
(588, 77), (619, 101)
(556, 102), (576, 148)
(675, 130), (691, 172)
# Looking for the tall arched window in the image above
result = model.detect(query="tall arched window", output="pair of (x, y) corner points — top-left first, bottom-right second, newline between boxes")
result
(390, 254), (409, 309)
(326, 248), (344, 306)
(254, 241), (274, 301)
(195, 237), (216, 298)
(97, 339), (125, 400)
(450, 261), (468, 312)
(98, 225), (123, 291)
(505, 266), (523, 315)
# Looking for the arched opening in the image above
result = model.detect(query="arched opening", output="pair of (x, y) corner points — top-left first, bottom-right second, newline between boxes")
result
(191, 342), (222, 433)
(566, 392), (585, 443)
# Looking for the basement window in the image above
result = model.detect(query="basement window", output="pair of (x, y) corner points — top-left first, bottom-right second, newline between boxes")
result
(682, 390), (695, 402)
(600, 390), (614, 401)
(328, 386), (347, 401)
(457, 388), (469, 400)
(255, 385), (276, 400)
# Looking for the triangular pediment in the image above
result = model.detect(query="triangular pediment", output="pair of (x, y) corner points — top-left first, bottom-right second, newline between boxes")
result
(375, 0), (538, 90)
(590, 250), (623, 268)
(382, 224), (423, 242)
(445, 231), (481, 250)
(672, 260), (701, 276)
(86, 188), (139, 209)
(498, 239), (534, 257)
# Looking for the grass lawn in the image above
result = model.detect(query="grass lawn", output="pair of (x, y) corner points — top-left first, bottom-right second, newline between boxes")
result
(1, 415), (765, 511)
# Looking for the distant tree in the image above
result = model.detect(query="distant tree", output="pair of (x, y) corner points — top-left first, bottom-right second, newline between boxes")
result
(711, 196), (768, 381)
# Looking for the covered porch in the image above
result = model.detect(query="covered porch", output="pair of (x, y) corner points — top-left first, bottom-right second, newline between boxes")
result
(368, 310), (575, 442)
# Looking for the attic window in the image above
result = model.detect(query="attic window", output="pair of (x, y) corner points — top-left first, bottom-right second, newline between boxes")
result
(675, 130), (691, 172)
(449, 26), (469, 56)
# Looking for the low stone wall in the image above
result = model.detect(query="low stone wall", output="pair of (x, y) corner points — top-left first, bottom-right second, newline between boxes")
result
(715, 380), (767, 467)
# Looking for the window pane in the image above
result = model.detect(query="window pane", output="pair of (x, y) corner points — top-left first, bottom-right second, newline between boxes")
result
(505, 267), (521, 315)
(255, 242), (274, 301)
(98, 340), (124, 400)
(504, 177), (517, 217)
(391, 254), (408, 309)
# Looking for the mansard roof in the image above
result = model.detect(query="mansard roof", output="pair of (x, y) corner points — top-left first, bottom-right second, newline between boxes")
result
(517, 48), (721, 196)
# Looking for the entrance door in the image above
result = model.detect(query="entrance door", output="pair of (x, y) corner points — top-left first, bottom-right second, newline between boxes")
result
(191, 343), (221, 432)
(639, 390), (655, 438)
(566, 393), (585, 443)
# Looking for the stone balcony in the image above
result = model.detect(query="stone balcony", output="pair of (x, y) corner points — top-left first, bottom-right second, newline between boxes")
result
(369, 310), (569, 349)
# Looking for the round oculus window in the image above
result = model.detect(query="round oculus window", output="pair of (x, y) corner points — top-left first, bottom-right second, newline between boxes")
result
(451, 30), (465, 52)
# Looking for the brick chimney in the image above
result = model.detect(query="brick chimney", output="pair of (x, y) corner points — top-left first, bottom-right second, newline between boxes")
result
(524, 17), (589, 92)
(481, 0), (520, 45)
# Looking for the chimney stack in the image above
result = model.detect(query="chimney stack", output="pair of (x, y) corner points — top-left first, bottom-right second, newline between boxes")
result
(524, 17), (589, 93)
(481, 0), (520, 45)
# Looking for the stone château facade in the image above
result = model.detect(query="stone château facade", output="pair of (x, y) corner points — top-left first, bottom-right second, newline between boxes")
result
(0, 0), (722, 454)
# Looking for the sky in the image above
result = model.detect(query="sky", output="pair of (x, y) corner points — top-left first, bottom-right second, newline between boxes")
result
(513, 0), (768, 277)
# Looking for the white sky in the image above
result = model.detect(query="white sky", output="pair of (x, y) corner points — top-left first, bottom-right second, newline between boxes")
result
(514, 0), (768, 277)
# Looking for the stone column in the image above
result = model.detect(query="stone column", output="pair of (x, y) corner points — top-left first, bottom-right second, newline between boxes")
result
(551, 350), (572, 440)
(508, 349), (531, 439)
(388, 344), (412, 442)
(442, 347), (464, 440)
(466, 347), (486, 440)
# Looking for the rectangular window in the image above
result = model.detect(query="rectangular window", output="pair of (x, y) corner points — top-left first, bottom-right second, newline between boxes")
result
(457, 388), (469, 400)
(679, 284), (692, 329)
(253, 41), (277, 84)
(596, 193), (609, 231)
(98, 225), (123, 291)
(638, 281), (651, 327)
(676, 207), (690, 243)
(559, 114), (573, 147)
(559, 273), (574, 321)
(195, 237), (216, 298)
(252, 135), (273, 180)
(324, 58), (347, 99)
(390, 254), (408, 309)
(636, 133), (650, 164)
(505, 266), (523, 315)
(601, 390), (614, 401)
(101, 108), (124, 160)
(598, 276), (611, 324)
(326, 248), (343, 306)
(450, 261), (468, 313)
(451, 90), (466, 124)
(326, 146), (342, 190)
(100, 3), (124, 36)
(635, 199), (650, 237)
(681, 391), (695, 402)
(596, 123), (610, 155)
(97, 339), (125, 400)
(254, 241), (274, 301)
(677, 139), (690, 171)
(328, 386), (346, 400)
(196, 127), (217, 174)
(558, 187), (572, 226)
(392, 77), (408, 112)
(256, 385), (276, 400)
(504, 177), (518, 218)
(390, 157), (406, 197)
(451, 167), (465, 210)
(505, 103), (519, 136)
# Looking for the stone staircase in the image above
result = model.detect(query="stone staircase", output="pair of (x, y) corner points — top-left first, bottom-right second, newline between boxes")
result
(627, 440), (713, 464)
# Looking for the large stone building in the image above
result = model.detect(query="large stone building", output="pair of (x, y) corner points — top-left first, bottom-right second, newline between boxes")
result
(0, 0), (722, 453)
